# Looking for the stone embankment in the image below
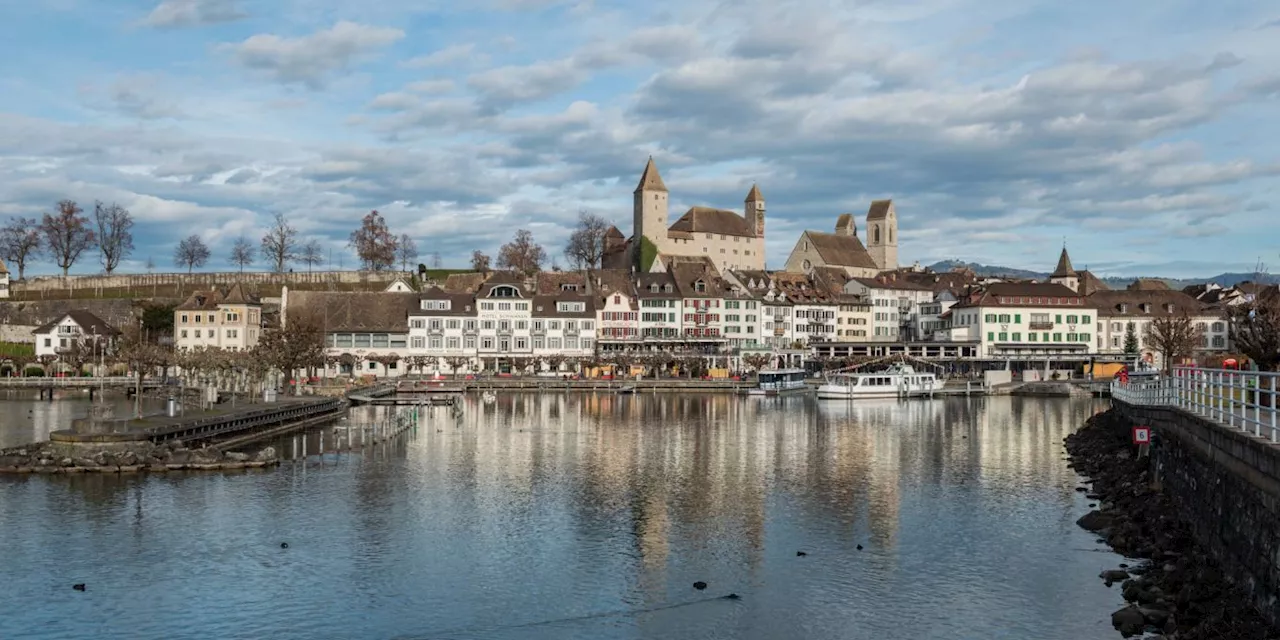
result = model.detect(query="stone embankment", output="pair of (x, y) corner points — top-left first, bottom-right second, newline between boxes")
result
(0, 441), (279, 474)
(1065, 409), (1276, 639)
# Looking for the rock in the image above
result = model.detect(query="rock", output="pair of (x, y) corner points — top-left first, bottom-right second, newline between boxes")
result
(1101, 569), (1130, 583)
(73, 458), (98, 468)
(0, 455), (28, 467)
(118, 452), (138, 466)
(1140, 607), (1171, 628)
(59, 458), (74, 467)
(1077, 510), (1114, 531)
(225, 452), (251, 462)
(91, 452), (108, 466)
(168, 450), (191, 465)
(192, 449), (220, 463)
(1111, 606), (1146, 636)
(254, 447), (277, 462)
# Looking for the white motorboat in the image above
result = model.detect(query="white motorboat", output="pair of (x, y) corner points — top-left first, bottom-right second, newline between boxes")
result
(817, 363), (941, 400)
(744, 368), (810, 396)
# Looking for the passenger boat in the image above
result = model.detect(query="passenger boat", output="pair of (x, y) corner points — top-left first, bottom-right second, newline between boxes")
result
(816, 363), (941, 400)
(744, 368), (811, 396)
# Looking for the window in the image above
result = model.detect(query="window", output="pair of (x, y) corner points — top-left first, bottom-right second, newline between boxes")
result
(481, 338), (494, 350)
(998, 332), (1007, 341)
(181, 314), (188, 323)
(987, 332), (994, 342)
(515, 338), (527, 350)
(411, 319), (425, 329)
(1053, 333), (1062, 342)
(368, 362), (376, 371)
(984, 314), (996, 322)
(1011, 332), (1021, 341)
(1029, 333), (1037, 342)
(1212, 322), (1224, 332)
(447, 319), (459, 329)
(355, 334), (372, 348)
(194, 330), (201, 338)
(1082, 315), (1091, 324)
(429, 319), (442, 330)
(372, 334), (389, 348)
(412, 337), (425, 349)
(180, 330), (188, 338)
(464, 338), (476, 349)
(447, 337), (460, 349)
(533, 337), (545, 350)
(1080, 333), (1091, 343)
(336, 334), (353, 348)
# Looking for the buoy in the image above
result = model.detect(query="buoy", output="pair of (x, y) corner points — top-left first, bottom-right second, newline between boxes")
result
(856, 544), (863, 551)
(796, 551), (807, 557)
(724, 593), (741, 600)
(72, 584), (86, 591)
(693, 581), (707, 590)
(281, 542), (289, 549)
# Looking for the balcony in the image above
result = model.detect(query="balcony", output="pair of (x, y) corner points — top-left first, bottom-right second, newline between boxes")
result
(531, 326), (546, 335)
(463, 326), (478, 335)
(497, 326), (513, 336)
(427, 326), (444, 335)
(1029, 322), (1054, 331)
(564, 327), (579, 336)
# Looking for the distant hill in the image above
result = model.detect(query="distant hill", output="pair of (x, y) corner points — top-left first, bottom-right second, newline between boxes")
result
(926, 261), (1276, 290)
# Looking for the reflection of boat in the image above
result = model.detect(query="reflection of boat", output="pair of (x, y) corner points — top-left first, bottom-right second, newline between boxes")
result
(817, 364), (940, 399)
(744, 368), (810, 396)
(481, 391), (497, 404)
(617, 385), (636, 395)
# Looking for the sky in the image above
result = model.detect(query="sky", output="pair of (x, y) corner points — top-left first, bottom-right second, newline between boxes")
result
(1, 0), (1278, 279)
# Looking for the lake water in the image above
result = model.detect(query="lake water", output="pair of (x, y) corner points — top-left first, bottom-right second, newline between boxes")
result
(0, 393), (1125, 640)
(0, 389), (167, 449)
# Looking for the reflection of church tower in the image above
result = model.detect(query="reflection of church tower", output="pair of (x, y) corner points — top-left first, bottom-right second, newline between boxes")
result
(633, 157), (669, 270)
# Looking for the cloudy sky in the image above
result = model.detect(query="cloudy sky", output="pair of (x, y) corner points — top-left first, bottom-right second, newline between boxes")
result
(1, 0), (1278, 278)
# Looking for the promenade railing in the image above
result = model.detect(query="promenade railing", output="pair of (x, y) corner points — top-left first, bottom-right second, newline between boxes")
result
(1111, 367), (1280, 443)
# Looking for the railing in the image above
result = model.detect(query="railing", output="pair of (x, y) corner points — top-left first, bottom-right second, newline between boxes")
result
(1111, 367), (1280, 442)
(1029, 322), (1054, 331)
(0, 376), (160, 388)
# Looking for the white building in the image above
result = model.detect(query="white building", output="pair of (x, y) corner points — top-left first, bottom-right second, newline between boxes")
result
(636, 272), (682, 342)
(533, 293), (596, 364)
(475, 274), (534, 372)
(174, 284), (264, 351)
(947, 282), (1093, 358)
(33, 311), (119, 358)
(844, 278), (934, 341)
(409, 287), (476, 374)
(1090, 290), (1230, 366)
(0, 258), (9, 298)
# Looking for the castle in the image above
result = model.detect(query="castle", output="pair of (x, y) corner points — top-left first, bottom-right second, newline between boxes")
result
(602, 157), (899, 277)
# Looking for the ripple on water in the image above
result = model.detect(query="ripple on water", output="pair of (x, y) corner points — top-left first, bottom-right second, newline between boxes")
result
(0, 395), (1123, 640)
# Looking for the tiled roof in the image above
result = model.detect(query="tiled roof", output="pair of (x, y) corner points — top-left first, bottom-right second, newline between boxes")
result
(745, 184), (763, 202)
(33, 310), (119, 336)
(532, 294), (596, 318)
(535, 271), (587, 295)
(175, 285), (261, 311)
(1051, 247), (1076, 278)
(414, 287), (476, 316)
(805, 231), (879, 269)
(1089, 290), (1218, 317)
(952, 282), (1083, 308)
(669, 261), (728, 298)
(667, 206), (755, 238)
(286, 291), (417, 332)
(1078, 270), (1110, 295)
(634, 157), (667, 193)
(635, 272), (681, 299)
(443, 272), (487, 294)
(866, 199), (892, 221)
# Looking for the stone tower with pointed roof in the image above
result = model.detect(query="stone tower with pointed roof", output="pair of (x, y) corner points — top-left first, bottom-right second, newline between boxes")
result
(865, 199), (898, 271)
(1049, 245), (1079, 292)
(745, 183), (765, 238)
(633, 156), (669, 269)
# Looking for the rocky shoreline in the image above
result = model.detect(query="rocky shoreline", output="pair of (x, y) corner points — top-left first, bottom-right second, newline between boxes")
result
(1065, 409), (1277, 639)
(0, 441), (279, 475)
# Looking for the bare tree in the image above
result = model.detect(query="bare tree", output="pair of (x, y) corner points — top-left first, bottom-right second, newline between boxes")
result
(742, 353), (773, 373)
(1144, 311), (1200, 373)
(1229, 288), (1280, 371)
(299, 239), (324, 272)
(93, 201), (134, 274)
(497, 229), (546, 276)
(396, 233), (418, 272)
(349, 210), (397, 271)
(431, 252), (442, 269)
(0, 217), (42, 280)
(174, 234), (211, 273)
(260, 212), (298, 272)
(470, 250), (491, 272)
(230, 236), (255, 272)
(41, 200), (96, 276)
(564, 211), (611, 270)
(259, 317), (327, 395)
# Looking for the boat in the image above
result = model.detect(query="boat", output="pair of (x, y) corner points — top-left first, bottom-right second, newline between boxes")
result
(617, 385), (637, 395)
(481, 390), (497, 404)
(817, 363), (941, 400)
(744, 368), (810, 396)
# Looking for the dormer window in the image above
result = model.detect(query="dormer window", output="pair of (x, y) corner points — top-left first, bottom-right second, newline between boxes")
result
(664, 284), (672, 293)
(421, 300), (451, 311)
(1164, 303), (1174, 313)
(1140, 303), (1151, 314)
(613, 294), (621, 304)
(695, 280), (706, 293)
(1119, 303), (1128, 313)
(649, 284), (658, 292)
(560, 283), (579, 292)
(489, 285), (520, 298)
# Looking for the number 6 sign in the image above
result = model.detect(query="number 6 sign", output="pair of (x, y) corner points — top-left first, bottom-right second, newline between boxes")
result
(1132, 426), (1151, 445)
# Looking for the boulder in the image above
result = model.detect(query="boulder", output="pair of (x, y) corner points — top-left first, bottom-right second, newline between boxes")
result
(1077, 510), (1114, 531)
(1111, 606), (1146, 637)
(224, 452), (251, 462)
(1100, 569), (1130, 583)
(59, 458), (75, 467)
(1139, 607), (1171, 628)
(254, 447), (277, 462)
(72, 458), (99, 468)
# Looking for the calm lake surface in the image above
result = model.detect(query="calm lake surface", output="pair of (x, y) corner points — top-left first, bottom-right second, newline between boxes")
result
(0, 393), (1125, 640)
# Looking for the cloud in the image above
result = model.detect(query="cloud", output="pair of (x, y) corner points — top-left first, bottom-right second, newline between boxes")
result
(466, 58), (588, 109)
(79, 74), (185, 120)
(402, 44), (482, 68)
(223, 21), (405, 89)
(141, 0), (246, 28)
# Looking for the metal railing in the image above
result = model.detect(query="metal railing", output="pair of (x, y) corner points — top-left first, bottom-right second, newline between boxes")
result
(0, 376), (157, 388)
(1111, 367), (1280, 442)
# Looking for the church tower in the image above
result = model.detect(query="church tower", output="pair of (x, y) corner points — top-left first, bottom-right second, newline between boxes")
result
(633, 157), (669, 270)
(1049, 245), (1079, 292)
(745, 183), (765, 238)
(866, 199), (898, 271)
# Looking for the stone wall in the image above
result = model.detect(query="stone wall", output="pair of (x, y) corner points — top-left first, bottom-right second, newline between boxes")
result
(1114, 401), (1280, 624)
(15, 270), (406, 293)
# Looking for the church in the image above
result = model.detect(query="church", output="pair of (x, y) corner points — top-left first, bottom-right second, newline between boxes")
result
(602, 158), (768, 273)
(782, 200), (899, 277)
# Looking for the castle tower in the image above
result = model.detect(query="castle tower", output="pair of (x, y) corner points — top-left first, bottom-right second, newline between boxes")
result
(745, 184), (765, 238)
(1049, 244), (1079, 292)
(633, 157), (669, 269)
(866, 199), (898, 271)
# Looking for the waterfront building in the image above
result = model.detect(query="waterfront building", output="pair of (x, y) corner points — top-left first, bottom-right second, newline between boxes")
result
(670, 260), (730, 353)
(917, 289), (961, 341)
(594, 269), (640, 351)
(623, 158), (767, 273)
(474, 272), (535, 372)
(947, 282), (1092, 359)
(843, 277), (934, 341)
(408, 286), (476, 374)
(33, 310), (119, 358)
(783, 202), (899, 277)
(531, 289), (596, 367)
(635, 271), (683, 343)
(836, 295), (873, 341)
(284, 289), (416, 377)
(173, 284), (263, 351)
(1090, 290), (1230, 367)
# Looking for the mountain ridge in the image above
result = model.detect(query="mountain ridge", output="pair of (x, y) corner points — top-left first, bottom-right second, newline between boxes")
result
(925, 260), (1276, 290)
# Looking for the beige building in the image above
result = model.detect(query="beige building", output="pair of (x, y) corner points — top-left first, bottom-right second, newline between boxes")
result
(783, 201), (899, 277)
(1091, 290), (1230, 367)
(628, 157), (767, 273)
(174, 284), (264, 351)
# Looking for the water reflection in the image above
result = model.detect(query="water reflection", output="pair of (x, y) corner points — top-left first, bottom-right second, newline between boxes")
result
(0, 394), (1122, 640)
(0, 391), (167, 448)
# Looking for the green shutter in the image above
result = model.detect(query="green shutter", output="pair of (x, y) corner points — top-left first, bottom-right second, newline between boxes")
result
(987, 332), (994, 342)
(1055, 314), (1062, 323)
(1012, 332), (1021, 341)
(1014, 314), (1021, 323)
